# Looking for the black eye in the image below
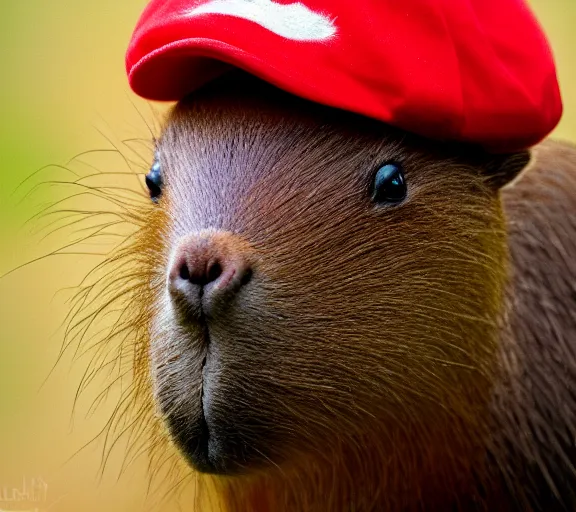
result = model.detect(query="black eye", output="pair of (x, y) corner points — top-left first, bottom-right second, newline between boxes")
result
(145, 156), (163, 202)
(371, 163), (407, 204)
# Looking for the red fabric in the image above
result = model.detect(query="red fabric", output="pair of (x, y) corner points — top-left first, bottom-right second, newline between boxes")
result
(126, 0), (562, 152)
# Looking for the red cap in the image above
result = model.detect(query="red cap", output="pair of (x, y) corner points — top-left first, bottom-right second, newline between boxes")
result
(126, 0), (562, 152)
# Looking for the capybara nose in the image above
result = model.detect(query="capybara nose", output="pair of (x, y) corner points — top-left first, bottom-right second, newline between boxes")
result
(168, 231), (253, 318)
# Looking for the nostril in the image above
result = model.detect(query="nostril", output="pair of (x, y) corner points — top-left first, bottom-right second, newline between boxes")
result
(179, 262), (190, 281)
(207, 261), (222, 283)
(169, 234), (254, 316)
(182, 259), (222, 286)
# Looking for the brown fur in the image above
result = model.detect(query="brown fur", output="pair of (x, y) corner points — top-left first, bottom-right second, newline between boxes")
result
(487, 140), (576, 510)
(89, 74), (575, 511)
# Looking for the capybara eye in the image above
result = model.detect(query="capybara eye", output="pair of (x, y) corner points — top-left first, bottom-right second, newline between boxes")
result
(145, 156), (163, 202)
(372, 163), (407, 204)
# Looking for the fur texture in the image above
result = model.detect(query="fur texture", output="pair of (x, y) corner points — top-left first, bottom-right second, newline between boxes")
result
(64, 74), (575, 511)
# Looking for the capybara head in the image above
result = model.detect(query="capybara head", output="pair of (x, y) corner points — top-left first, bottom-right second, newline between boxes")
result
(141, 72), (530, 477)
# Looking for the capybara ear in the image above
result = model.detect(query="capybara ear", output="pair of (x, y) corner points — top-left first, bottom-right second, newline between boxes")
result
(482, 150), (532, 190)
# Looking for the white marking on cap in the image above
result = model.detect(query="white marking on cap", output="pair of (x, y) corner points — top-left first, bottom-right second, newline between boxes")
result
(185, 0), (337, 41)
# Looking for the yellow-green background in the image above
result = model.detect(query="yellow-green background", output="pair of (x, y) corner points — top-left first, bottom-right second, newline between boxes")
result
(0, 1), (574, 510)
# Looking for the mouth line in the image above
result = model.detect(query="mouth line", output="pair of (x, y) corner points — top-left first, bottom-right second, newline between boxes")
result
(195, 308), (213, 468)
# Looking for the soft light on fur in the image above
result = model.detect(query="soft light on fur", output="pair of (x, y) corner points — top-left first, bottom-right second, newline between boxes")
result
(56, 73), (576, 511)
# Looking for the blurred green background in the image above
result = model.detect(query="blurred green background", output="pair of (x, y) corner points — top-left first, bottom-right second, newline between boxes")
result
(0, 1), (574, 510)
